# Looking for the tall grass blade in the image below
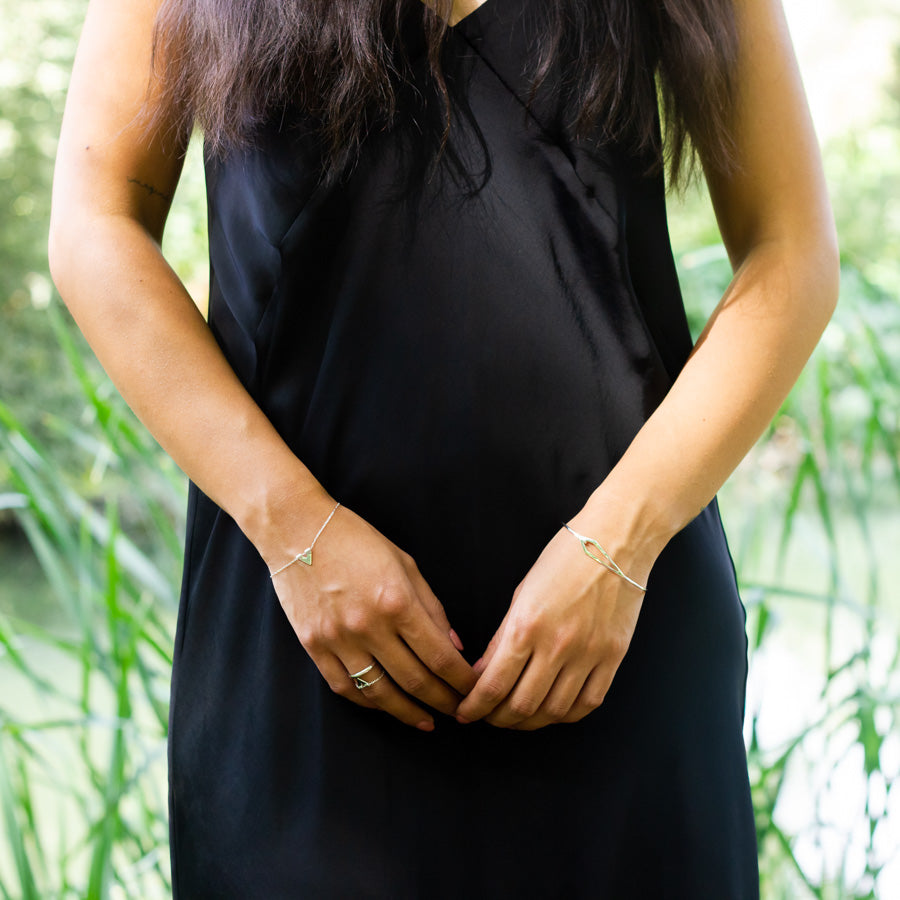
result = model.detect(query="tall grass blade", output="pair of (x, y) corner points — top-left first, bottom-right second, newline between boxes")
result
(0, 734), (41, 900)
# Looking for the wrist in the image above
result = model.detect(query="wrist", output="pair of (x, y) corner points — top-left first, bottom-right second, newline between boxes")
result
(569, 481), (681, 587)
(235, 457), (336, 568)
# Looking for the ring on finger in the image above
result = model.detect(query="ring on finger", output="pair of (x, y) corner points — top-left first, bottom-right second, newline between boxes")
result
(354, 670), (386, 690)
(349, 665), (386, 690)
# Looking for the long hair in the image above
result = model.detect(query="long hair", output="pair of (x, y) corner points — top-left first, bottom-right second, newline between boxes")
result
(145, 0), (740, 190)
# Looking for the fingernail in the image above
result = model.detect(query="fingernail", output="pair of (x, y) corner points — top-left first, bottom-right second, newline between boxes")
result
(455, 714), (470, 725)
(473, 657), (484, 673)
(417, 720), (435, 732)
(449, 628), (464, 651)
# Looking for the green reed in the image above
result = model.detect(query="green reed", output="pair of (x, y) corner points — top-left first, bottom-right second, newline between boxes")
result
(0, 304), (183, 899)
(2, 257), (898, 897)
(4, 0), (900, 894)
(678, 237), (900, 898)
(3, 102), (900, 900)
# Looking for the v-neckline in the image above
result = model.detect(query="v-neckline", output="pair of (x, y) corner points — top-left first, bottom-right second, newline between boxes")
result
(448, 0), (494, 30)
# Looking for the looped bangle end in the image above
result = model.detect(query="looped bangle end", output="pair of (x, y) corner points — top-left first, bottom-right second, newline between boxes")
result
(562, 522), (647, 593)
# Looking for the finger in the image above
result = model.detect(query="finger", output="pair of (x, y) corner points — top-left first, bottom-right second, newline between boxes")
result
(473, 609), (510, 675)
(372, 638), (464, 716)
(315, 651), (379, 710)
(509, 667), (588, 731)
(454, 635), (530, 722)
(559, 665), (615, 724)
(407, 566), (464, 651)
(395, 605), (478, 696)
(484, 653), (562, 728)
(340, 654), (436, 731)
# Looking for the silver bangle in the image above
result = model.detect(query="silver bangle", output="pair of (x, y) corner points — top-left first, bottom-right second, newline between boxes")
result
(562, 521), (647, 593)
(269, 501), (341, 578)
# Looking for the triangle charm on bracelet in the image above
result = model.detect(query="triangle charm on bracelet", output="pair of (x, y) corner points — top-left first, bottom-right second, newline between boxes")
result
(294, 548), (313, 566)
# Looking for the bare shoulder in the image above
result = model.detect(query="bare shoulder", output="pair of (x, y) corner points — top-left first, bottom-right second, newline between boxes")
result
(51, 0), (187, 243)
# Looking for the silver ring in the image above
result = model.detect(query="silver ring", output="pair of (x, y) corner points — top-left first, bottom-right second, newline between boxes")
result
(352, 669), (386, 690)
(349, 664), (375, 680)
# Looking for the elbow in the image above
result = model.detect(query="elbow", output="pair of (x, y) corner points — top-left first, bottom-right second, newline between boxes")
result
(791, 193), (841, 324)
(47, 205), (79, 306)
(809, 218), (841, 332)
(815, 214), (841, 316)
(47, 230), (64, 298)
(48, 204), (110, 311)
(780, 223), (840, 343)
(727, 195), (841, 330)
(754, 216), (841, 331)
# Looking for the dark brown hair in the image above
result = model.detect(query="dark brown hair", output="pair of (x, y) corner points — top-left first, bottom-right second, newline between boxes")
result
(146, 0), (740, 190)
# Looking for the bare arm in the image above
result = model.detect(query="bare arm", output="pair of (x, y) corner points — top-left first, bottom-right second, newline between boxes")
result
(50, 0), (476, 730)
(585, 0), (840, 561)
(48, 0), (320, 555)
(456, 0), (839, 729)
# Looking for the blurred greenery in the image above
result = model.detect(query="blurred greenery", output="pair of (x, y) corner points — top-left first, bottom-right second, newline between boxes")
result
(0, 0), (86, 443)
(1, 1), (899, 898)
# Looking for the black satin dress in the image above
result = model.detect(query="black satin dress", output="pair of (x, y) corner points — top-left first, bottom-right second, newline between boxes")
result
(168, 1), (760, 896)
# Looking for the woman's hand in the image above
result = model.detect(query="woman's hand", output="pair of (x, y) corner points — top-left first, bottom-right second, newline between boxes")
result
(455, 0), (841, 733)
(454, 512), (650, 731)
(269, 498), (478, 732)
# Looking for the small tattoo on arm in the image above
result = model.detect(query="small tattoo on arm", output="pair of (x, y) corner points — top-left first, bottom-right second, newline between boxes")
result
(127, 176), (171, 203)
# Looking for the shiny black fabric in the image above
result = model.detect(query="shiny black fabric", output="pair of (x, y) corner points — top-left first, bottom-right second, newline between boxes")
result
(168, 1), (760, 896)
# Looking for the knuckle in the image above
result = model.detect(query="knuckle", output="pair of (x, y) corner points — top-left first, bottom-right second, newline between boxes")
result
(340, 606), (372, 635)
(326, 678), (351, 697)
(361, 680), (388, 702)
(543, 701), (571, 721)
(509, 696), (539, 719)
(605, 631), (630, 660)
(295, 627), (317, 649)
(375, 587), (410, 619)
(317, 620), (341, 645)
(561, 702), (591, 723)
(550, 626), (580, 656)
(508, 616), (538, 649)
(479, 678), (507, 705)
(584, 689), (607, 709)
(397, 671), (427, 696)
(427, 649), (456, 677)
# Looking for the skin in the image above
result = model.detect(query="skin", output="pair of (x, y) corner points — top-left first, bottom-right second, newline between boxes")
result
(49, 0), (838, 733)
(435, 0), (490, 27)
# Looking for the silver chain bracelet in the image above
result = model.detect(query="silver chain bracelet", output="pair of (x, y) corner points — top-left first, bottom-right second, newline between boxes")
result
(269, 501), (342, 578)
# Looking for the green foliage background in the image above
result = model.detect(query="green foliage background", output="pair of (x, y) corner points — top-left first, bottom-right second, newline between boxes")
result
(1, 1), (899, 898)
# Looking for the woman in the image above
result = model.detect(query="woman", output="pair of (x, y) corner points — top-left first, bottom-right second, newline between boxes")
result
(49, 0), (838, 896)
